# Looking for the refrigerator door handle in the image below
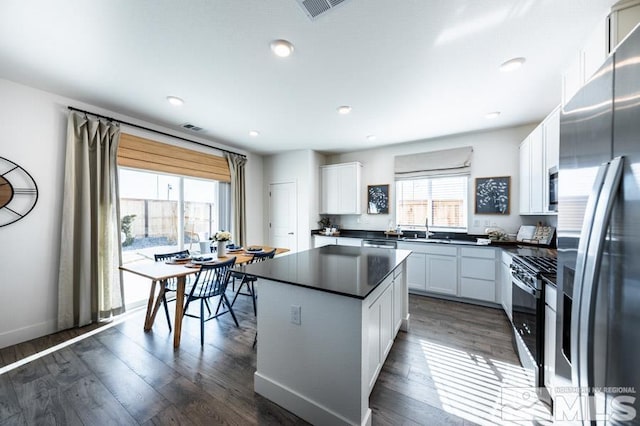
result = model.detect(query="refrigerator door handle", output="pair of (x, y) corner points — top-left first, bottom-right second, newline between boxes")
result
(571, 161), (609, 392)
(572, 156), (624, 415)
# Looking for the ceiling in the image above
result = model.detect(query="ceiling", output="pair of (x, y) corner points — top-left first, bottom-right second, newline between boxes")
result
(0, 0), (617, 155)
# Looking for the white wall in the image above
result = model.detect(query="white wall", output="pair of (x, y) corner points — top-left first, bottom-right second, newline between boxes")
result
(327, 125), (537, 235)
(0, 78), (263, 349)
(263, 149), (326, 251)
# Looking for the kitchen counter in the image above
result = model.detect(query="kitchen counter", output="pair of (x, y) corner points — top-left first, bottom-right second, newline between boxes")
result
(243, 245), (411, 299)
(251, 245), (410, 425)
(312, 229), (556, 250)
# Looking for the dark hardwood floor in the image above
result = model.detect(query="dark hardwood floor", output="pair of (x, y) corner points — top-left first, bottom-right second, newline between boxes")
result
(0, 292), (550, 425)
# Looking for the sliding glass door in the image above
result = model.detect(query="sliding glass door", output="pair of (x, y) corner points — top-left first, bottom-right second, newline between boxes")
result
(119, 168), (225, 309)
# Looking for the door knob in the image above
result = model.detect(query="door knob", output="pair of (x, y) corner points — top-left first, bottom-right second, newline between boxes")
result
(288, 232), (294, 235)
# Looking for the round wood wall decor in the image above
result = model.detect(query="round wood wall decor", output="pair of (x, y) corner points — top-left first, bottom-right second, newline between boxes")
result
(0, 156), (38, 227)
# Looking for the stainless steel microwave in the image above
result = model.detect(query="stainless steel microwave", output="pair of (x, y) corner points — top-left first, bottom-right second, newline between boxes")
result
(549, 166), (558, 212)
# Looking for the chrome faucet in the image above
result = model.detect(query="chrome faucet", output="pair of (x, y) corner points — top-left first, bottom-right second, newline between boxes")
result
(425, 218), (435, 239)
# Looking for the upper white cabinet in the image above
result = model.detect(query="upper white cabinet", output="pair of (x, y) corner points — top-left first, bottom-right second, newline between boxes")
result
(321, 162), (362, 215)
(609, 0), (640, 52)
(529, 125), (544, 214)
(520, 106), (560, 215)
(519, 137), (531, 215)
(563, 3), (640, 106)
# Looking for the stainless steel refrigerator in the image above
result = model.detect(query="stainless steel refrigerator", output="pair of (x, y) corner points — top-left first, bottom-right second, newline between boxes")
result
(556, 24), (640, 424)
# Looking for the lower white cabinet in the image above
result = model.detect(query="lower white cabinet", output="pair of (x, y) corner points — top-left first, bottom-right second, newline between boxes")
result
(314, 236), (336, 247)
(501, 251), (513, 322)
(398, 242), (458, 296)
(426, 254), (458, 295)
(460, 247), (497, 303)
(336, 237), (362, 247)
(544, 283), (557, 399)
(392, 267), (404, 334)
(314, 235), (362, 248)
(366, 275), (395, 390)
(406, 252), (427, 291)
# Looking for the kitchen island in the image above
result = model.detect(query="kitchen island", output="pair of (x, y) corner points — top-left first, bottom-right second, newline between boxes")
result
(243, 245), (411, 426)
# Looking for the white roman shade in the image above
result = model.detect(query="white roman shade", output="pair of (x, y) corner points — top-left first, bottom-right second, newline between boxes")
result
(394, 146), (473, 179)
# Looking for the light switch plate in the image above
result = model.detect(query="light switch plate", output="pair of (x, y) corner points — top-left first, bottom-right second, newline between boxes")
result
(290, 305), (301, 325)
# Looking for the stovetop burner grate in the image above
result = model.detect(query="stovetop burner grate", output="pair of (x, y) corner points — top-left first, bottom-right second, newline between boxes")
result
(517, 255), (557, 275)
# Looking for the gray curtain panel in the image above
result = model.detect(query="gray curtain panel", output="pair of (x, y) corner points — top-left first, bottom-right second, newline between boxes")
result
(225, 153), (247, 247)
(58, 111), (125, 329)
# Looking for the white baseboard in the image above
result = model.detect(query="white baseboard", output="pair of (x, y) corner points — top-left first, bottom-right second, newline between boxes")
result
(254, 371), (370, 426)
(0, 319), (57, 350)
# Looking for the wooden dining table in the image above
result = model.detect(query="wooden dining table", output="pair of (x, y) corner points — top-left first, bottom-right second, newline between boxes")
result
(119, 246), (288, 348)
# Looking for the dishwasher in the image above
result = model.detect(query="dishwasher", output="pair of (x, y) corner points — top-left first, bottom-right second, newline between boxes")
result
(361, 239), (397, 249)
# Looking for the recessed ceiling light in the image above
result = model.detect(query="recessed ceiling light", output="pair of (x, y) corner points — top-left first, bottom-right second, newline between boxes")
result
(337, 106), (352, 115)
(499, 57), (526, 72)
(366, 135), (376, 141)
(166, 96), (184, 106)
(249, 130), (260, 137)
(270, 39), (294, 58)
(485, 111), (501, 119)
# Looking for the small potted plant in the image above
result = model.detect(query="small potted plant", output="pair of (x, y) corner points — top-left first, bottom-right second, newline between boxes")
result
(211, 230), (232, 257)
(318, 216), (331, 233)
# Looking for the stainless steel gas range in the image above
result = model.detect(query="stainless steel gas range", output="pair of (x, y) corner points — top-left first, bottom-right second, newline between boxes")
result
(510, 254), (557, 391)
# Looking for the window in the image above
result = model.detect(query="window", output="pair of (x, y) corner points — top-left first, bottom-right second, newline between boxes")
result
(119, 168), (229, 308)
(396, 176), (468, 231)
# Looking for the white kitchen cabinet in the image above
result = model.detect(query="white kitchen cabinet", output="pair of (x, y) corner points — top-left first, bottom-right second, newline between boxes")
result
(320, 162), (362, 215)
(609, 1), (640, 52)
(459, 247), (497, 303)
(314, 235), (337, 247)
(366, 276), (394, 390)
(544, 283), (557, 399)
(543, 106), (560, 214)
(519, 137), (531, 215)
(544, 106), (560, 173)
(336, 237), (362, 247)
(529, 125), (544, 214)
(392, 266), (404, 334)
(501, 251), (513, 322)
(399, 242), (458, 296)
(426, 254), (458, 296)
(406, 252), (427, 292)
(583, 17), (608, 83)
(520, 106), (559, 216)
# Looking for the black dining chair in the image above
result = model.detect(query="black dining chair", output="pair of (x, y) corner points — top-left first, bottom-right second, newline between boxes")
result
(230, 248), (277, 316)
(153, 249), (191, 332)
(183, 257), (238, 345)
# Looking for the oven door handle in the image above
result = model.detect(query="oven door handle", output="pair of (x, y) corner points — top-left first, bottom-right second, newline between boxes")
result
(512, 277), (538, 298)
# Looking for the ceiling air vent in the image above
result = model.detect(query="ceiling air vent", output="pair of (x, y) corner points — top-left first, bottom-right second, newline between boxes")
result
(296, 0), (350, 20)
(181, 123), (203, 132)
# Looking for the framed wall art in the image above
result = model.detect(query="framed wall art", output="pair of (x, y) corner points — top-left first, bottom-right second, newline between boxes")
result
(367, 184), (389, 214)
(475, 176), (510, 215)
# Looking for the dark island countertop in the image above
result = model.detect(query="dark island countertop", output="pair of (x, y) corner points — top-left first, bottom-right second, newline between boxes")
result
(242, 245), (411, 299)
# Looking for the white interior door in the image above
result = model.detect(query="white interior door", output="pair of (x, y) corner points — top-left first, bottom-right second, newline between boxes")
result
(269, 182), (297, 252)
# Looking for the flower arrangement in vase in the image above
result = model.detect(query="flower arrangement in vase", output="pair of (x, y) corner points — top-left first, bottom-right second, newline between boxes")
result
(211, 231), (232, 257)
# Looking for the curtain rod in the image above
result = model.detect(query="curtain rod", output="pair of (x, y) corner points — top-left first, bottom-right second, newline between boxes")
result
(67, 106), (247, 159)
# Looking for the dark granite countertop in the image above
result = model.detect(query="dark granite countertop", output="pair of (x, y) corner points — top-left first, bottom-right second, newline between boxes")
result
(311, 229), (556, 249)
(242, 245), (411, 299)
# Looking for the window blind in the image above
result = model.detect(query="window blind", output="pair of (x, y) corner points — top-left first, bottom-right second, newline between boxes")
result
(394, 146), (473, 179)
(117, 133), (231, 182)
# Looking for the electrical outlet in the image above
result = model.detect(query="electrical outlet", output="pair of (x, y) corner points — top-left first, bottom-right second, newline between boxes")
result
(290, 305), (301, 325)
